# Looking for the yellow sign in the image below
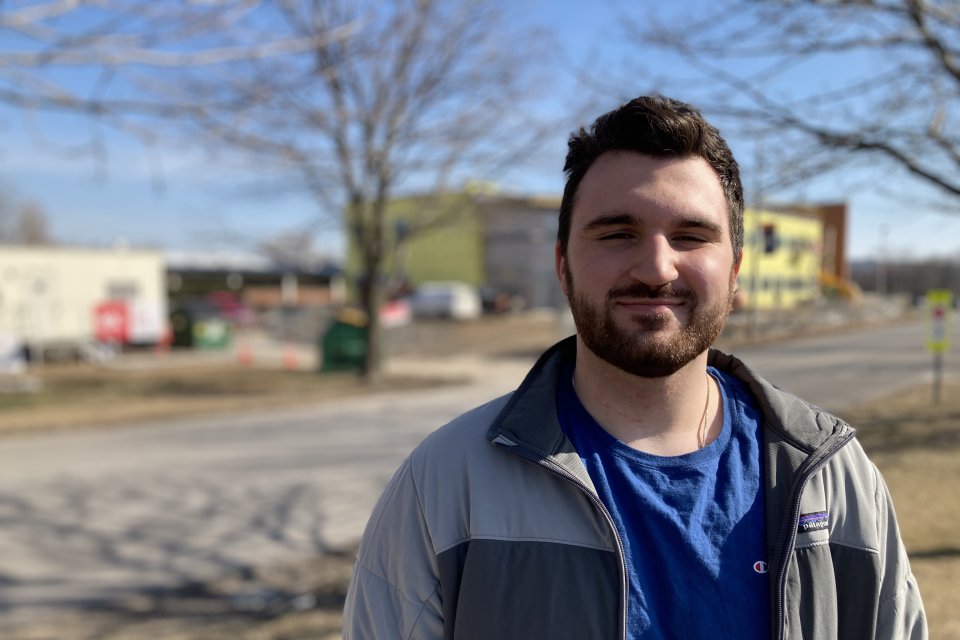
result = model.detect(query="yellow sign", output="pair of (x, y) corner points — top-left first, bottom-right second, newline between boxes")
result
(926, 290), (952, 354)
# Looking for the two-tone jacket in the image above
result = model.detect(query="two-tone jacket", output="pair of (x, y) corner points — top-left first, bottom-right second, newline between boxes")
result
(343, 338), (927, 639)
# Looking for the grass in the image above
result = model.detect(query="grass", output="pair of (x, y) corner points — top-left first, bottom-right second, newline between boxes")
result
(0, 361), (458, 436)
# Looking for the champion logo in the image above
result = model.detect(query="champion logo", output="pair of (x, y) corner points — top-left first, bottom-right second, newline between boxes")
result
(798, 511), (830, 533)
(753, 561), (768, 574)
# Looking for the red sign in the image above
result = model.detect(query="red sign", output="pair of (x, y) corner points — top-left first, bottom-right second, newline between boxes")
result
(94, 301), (129, 343)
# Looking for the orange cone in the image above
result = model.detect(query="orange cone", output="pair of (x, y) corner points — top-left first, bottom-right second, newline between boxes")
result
(238, 342), (253, 367)
(282, 343), (299, 370)
(155, 327), (172, 358)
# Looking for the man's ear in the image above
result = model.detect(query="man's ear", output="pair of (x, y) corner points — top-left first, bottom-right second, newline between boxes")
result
(556, 242), (569, 296)
(730, 249), (743, 284)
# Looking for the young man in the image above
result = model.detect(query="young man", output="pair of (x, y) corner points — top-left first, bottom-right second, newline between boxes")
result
(343, 97), (927, 639)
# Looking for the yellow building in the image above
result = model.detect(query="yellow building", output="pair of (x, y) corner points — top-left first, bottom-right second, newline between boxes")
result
(739, 208), (824, 310)
(347, 194), (839, 313)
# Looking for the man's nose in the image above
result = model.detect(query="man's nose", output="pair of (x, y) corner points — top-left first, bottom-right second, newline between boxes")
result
(628, 235), (679, 287)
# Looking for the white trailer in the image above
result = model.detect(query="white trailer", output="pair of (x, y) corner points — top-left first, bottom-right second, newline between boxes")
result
(0, 246), (167, 357)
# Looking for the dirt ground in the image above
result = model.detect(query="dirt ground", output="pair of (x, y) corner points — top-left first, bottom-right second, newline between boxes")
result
(837, 385), (960, 639)
(0, 363), (461, 436)
(0, 313), (561, 436)
(1, 314), (956, 638)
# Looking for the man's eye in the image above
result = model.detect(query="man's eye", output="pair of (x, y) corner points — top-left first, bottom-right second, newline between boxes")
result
(674, 235), (707, 244)
(599, 232), (633, 240)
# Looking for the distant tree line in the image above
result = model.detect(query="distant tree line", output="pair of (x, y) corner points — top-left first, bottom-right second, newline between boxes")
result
(852, 258), (960, 301)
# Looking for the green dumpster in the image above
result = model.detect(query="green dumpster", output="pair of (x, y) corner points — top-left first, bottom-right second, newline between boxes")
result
(170, 309), (194, 348)
(194, 317), (231, 350)
(321, 309), (368, 372)
(170, 302), (231, 350)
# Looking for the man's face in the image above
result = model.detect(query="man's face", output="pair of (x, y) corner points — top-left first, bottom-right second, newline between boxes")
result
(556, 152), (741, 378)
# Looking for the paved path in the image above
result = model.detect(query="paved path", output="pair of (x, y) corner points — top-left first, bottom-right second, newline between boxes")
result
(0, 318), (955, 627)
(0, 357), (529, 627)
(729, 319), (957, 413)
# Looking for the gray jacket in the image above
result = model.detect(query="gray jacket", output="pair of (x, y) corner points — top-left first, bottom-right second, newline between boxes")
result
(344, 338), (927, 639)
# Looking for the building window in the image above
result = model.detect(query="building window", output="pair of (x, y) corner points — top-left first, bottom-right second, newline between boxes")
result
(107, 281), (139, 300)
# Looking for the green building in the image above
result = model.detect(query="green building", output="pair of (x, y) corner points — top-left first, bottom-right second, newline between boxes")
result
(346, 191), (564, 309)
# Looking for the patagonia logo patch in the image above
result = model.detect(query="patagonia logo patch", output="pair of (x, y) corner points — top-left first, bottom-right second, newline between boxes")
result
(798, 511), (829, 533)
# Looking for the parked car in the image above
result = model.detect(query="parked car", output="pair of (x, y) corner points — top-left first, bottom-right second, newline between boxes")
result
(480, 286), (527, 314)
(410, 282), (482, 320)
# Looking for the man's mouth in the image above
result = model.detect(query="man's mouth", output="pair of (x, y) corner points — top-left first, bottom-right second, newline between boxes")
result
(615, 297), (684, 305)
(612, 296), (686, 308)
(607, 284), (692, 303)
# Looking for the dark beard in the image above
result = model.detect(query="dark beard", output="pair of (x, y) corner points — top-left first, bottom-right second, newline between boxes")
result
(564, 264), (732, 378)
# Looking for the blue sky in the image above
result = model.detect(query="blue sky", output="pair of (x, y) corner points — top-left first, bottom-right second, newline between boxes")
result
(1, 0), (958, 262)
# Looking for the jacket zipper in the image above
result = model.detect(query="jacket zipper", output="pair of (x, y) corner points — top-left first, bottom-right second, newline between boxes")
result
(493, 435), (629, 640)
(774, 432), (855, 640)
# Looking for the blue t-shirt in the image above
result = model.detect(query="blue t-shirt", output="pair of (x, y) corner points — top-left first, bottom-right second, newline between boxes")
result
(557, 367), (770, 639)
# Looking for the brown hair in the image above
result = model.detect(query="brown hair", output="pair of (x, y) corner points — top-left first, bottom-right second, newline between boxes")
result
(558, 96), (744, 262)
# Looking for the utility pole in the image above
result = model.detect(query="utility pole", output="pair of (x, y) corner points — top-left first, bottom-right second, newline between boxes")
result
(747, 136), (764, 339)
(876, 224), (889, 296)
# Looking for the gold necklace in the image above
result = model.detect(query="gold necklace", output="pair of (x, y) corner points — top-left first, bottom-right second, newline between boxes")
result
(698, 375), (711, 449)
(573, 371), (714, 449)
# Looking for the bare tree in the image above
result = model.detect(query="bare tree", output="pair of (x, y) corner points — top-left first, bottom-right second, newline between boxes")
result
(2, 1), (550, 379)
(16, 201), (52, 244)
(0, 194), (53, 244)
(0, 1), (357, 172)
(258, 226), (318, 270)
(621, 0), (960, 206)
(166, 0), (550, 380)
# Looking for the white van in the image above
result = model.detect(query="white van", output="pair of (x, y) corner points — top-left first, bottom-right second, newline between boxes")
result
(410, 282), (482, 320)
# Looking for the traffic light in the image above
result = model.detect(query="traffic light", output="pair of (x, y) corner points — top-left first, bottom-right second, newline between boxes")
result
(762, 224), (778, 253)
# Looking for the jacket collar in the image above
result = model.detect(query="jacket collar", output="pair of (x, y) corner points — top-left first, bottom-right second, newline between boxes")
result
(487, 336), (575, 457)
(707, 349), (854, 454)
(489, 335), (854, 459)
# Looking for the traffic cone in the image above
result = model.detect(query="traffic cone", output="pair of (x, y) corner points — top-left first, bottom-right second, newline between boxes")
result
(155, 327), (172, 358)
(238, 341), (254, 367)
(282, 343), (299, 370)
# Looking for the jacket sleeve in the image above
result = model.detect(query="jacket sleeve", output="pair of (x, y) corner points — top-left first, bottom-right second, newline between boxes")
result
(343, 456), (444, 640)
(874, 467), (927, 639)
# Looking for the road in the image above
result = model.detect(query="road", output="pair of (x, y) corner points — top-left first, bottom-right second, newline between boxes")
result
(729, 319), (955, 414)
(0, 318), (955, 627)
